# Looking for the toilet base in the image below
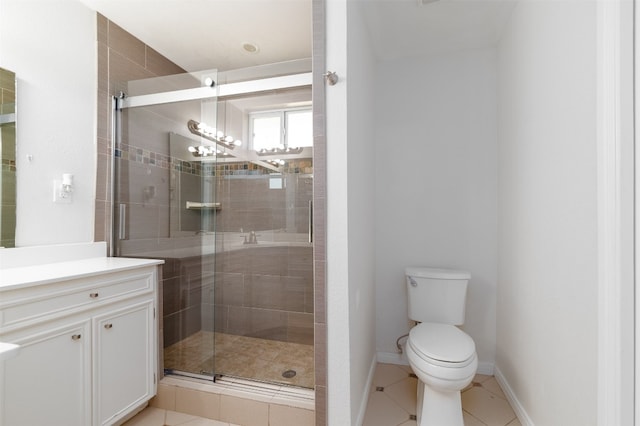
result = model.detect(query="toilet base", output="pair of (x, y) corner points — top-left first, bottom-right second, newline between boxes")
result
(416, 380), (464, 426)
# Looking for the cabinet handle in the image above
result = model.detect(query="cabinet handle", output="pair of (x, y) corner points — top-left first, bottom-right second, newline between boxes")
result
(89, 292), (99, 298)
(104, 323), (113, 329)
(71, 334), (82, 341)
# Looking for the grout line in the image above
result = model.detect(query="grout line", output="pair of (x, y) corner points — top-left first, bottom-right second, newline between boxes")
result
(368, 364), (518, 426)
(463, 409), (489, 426)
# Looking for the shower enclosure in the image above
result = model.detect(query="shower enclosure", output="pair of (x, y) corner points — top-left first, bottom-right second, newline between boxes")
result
(112, 64), (314, 388)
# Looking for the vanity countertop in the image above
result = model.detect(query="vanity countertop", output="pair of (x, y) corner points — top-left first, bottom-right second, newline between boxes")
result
(0, 257), (164, 291)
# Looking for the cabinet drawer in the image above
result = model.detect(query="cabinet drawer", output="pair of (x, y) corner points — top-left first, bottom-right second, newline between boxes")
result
(0, 271), (154, 331)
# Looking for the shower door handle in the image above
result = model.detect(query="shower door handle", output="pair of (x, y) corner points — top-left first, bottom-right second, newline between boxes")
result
(308, 200), (313, 243)
(118, 204), (127, 240)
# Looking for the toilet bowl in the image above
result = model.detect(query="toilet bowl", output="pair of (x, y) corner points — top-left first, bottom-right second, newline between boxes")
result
(406, 323), (477, 426)
(405, 267), (476, 426)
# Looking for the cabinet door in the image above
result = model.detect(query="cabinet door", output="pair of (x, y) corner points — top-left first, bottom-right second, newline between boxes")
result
(0, 321), (91, 426)
(93, 301), (155, 426)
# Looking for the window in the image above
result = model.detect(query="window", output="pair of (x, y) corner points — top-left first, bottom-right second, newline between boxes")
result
(249, 108), (312, 151)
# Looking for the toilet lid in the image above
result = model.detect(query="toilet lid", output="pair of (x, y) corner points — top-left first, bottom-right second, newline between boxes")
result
(409, 323), (475, 363)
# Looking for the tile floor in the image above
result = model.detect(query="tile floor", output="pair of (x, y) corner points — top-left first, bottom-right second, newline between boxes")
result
(164, 331), (314, 388)
(123, 407), (239, 426)
(363, 363), (521, 426)
(127, 362), (521, 426)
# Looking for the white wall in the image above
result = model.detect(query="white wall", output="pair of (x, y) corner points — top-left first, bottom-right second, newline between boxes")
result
(0, 0), (97, 247)
(496, 0), (598, 424)
(326, 0), (377, 423)
(345, 2), (377, 423)
(374, 48), (498, 372)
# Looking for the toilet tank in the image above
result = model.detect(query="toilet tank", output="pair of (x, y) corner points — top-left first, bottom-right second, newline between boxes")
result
(406, 267), (471, 325)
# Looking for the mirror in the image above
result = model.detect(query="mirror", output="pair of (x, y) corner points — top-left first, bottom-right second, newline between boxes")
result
(0, 67), (16, 248)
(167, 87), (313, 236)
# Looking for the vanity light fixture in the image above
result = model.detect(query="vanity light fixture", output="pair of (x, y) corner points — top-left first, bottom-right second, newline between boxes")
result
(187, 144), (234, 158)
(187, 119), (242, 150)
(256, 147), (303, 156)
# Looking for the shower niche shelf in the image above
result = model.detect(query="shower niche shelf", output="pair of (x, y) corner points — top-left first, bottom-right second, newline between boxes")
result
(185, 201), (222, 210)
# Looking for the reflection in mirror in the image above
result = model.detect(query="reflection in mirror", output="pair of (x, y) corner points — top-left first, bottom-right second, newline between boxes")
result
(0, 67), (16, 248)
(167, 86), (312, 236)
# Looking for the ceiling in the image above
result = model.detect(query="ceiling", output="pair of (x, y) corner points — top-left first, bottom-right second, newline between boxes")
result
(78, 0), (313, 72)
(361, 0), (515, 61)
(78, 0), (514, 73)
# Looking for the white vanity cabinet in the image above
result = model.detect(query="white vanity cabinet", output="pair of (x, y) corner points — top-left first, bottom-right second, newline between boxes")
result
(93, 300), (155, 425)
(0, 258), (162, 426)
(1, 318), (92, 426)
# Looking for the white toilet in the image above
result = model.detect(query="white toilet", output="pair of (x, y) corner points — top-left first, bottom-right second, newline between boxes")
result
(405, 267), (477, 426)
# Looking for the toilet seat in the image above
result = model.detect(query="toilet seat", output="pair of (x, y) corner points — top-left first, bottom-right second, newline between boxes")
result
(408, 323), (475, 367)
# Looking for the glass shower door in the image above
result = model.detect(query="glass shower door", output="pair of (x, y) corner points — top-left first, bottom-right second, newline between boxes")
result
(113, 70), (220, 379)
(113, 67), (315, 387)
(210, 93), (315, 387)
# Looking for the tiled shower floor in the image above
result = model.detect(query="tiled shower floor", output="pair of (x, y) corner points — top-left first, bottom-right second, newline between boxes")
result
(163, 331), (314, 388)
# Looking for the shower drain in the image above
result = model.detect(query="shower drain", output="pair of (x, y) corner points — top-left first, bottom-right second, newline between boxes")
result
(282, 369), (297, 379)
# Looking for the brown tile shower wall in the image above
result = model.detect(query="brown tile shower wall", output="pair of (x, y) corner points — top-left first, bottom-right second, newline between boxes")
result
(312, 0), (328, 422)
(208, 245), (314, 344)
(215, 173), (313, 233)
(210, 172), (314, 346)
(162, 168), (314, 347)
(95, 13), (185, 246)
(162, 255), (212, 347)
(161, 245), (314, 348)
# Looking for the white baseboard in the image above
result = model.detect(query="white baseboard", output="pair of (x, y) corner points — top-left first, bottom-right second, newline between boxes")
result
(376, 352), (494, 377)
(356, 354), (378, 426)
(376, 351), (409, 366)
(476, 362), (494, 376)
(494, 366), (534, 426)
